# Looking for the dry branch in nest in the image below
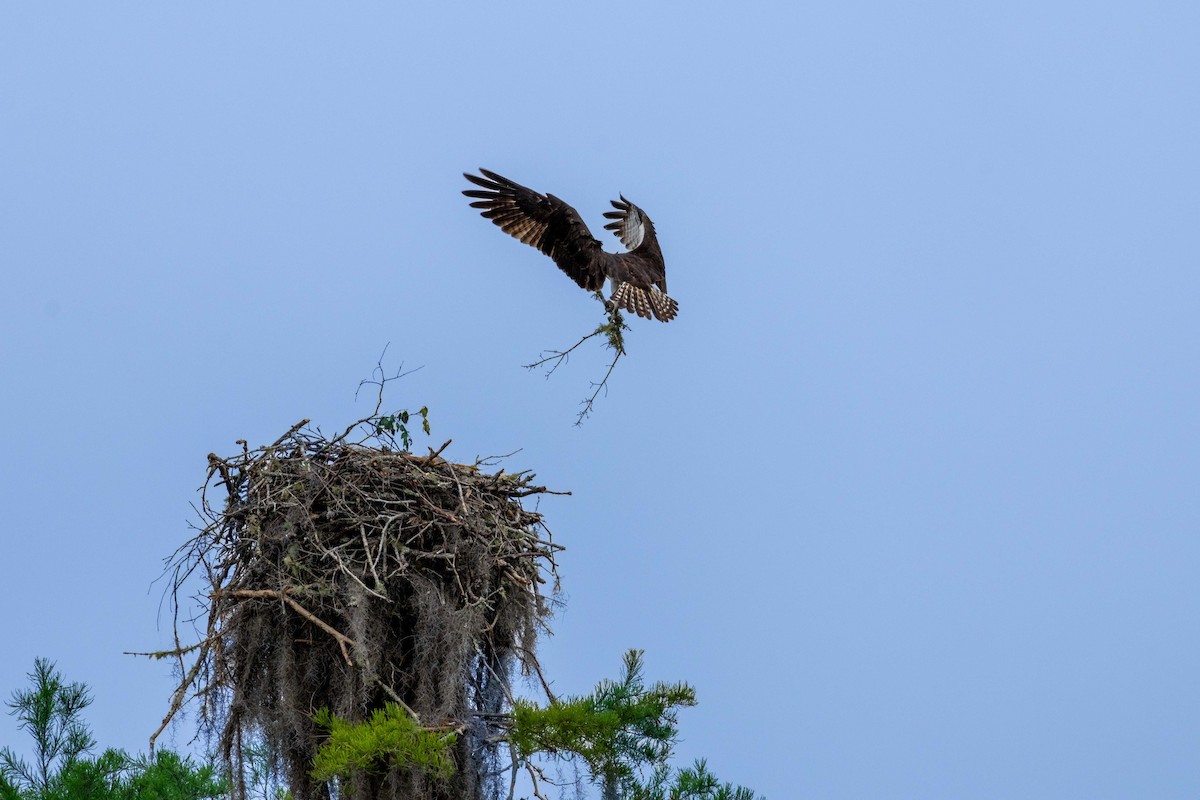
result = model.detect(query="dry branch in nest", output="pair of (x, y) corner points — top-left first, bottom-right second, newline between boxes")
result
(152, 419), (565, 800)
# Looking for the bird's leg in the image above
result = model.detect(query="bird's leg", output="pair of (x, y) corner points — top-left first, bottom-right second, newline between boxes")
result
(603, 278), (624, 314)
(594, 289), (615, 314)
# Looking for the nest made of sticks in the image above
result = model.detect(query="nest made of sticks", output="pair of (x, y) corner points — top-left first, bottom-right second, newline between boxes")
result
(155, 419), (564, 800)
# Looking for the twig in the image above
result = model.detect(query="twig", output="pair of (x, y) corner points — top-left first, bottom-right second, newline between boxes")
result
(333, 345), (425, 445)
(525, 305), (629, 425)
(525, 761), (554, 800)
(524, 328), (606, 375)
(508, 741), (520, 800)
(216, 588), (358, 667)
(422, 439), (452, 466)
(512, 488), (572, 498)
(146, 641), (207, 754)
(368, 677), (423, 725)
(575, 347), (623, 426)
(269, 419), (311, 449)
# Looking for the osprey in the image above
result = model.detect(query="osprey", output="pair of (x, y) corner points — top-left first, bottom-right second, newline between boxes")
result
(463, 169), (678, 322)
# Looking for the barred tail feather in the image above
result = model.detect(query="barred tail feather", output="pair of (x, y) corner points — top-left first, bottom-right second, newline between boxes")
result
(611, 282), (651, 320)
(650, 290), (679, 322)
(612, 283), (678, 323)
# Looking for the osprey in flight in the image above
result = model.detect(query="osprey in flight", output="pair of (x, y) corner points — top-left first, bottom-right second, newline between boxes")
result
(463, 169), (678, 322)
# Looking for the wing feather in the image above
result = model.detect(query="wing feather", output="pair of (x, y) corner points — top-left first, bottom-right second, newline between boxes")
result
(464, 169), (607, 292)
(602, 195), (651, 250)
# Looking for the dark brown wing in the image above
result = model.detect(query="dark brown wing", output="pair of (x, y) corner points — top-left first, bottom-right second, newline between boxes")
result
(464, 169), (608, 292)
(603, 195), (667, 294)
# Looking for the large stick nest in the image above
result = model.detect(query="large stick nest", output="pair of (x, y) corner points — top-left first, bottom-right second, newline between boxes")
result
(157, 419), (563, 800)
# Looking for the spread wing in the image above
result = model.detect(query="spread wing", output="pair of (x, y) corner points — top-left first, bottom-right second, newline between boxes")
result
(603, 194), (653, 250)
(603, 196), (667, 294)
(464, 169), (608, 292)
(602, 195), (677, 322)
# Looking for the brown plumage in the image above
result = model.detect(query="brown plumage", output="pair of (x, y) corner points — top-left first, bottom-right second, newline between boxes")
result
(463, 169), (678, 322)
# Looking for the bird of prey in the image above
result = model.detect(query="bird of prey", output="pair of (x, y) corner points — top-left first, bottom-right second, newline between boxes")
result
(463, 169), (678, 322)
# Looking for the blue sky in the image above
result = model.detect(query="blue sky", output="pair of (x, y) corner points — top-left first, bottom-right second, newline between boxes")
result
(2, 3), (1198, 797)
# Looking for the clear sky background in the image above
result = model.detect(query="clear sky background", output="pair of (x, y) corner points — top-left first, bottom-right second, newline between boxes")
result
(2, 3), (1198, 798)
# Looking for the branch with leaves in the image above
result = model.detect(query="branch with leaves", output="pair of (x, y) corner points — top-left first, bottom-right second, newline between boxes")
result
(306, 650), (761, 800)
(526, 298), (630, 425)
(508, 650), (759, 799)
(310, 704), (459, 784)
(351, 345), (432, 449)
(0, 659), (226, 800)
